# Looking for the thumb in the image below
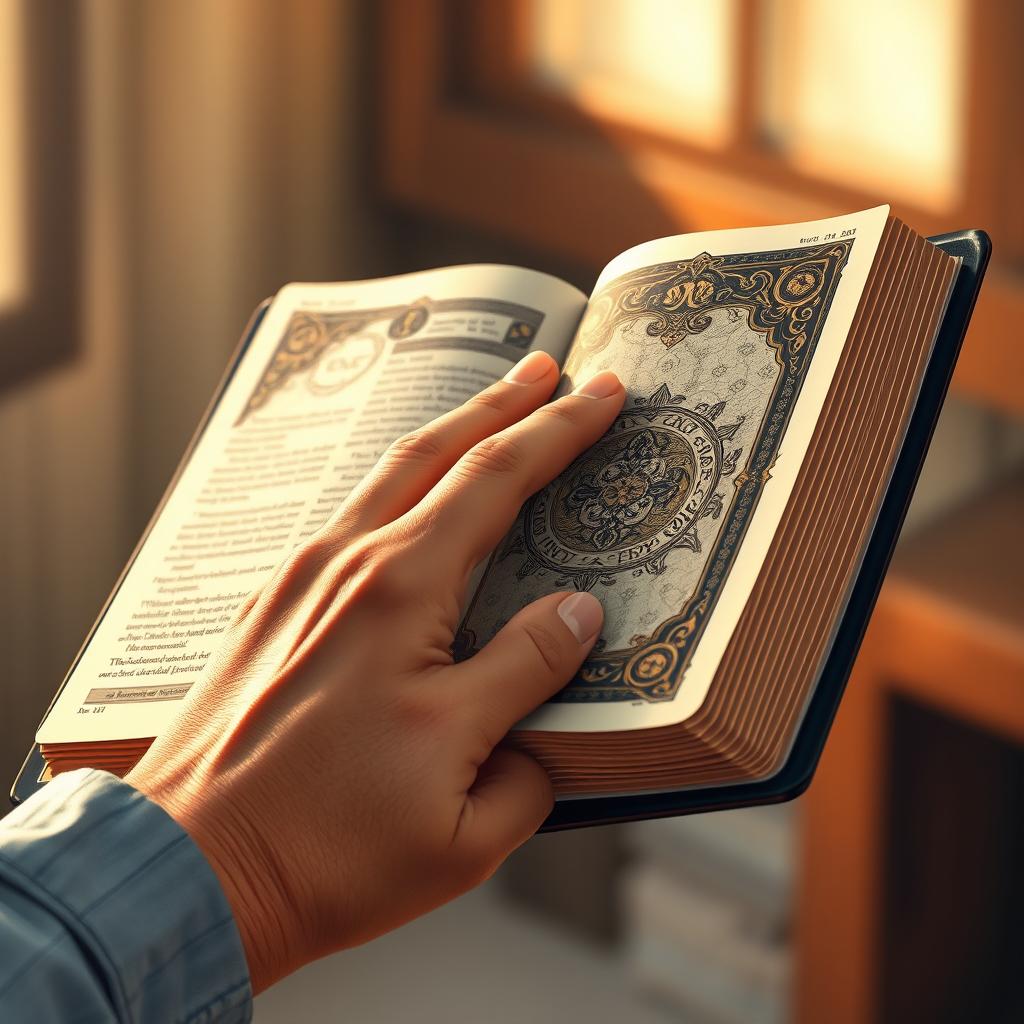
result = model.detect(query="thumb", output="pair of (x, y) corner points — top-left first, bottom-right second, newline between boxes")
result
(452, 746), (554, 880)
(450, 589), (604, 745)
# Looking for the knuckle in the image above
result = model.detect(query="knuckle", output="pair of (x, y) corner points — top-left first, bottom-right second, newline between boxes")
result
(467, 386), (510, 415)
(334, 535), (375, 578)
(275, 539), (329, 588)
(540, 398), (586, 429)
(385, 428), (446, 466)
(521, 620), (568, 676)
(234, 588), (263, 621)
(357, 548), (420, 606)
(250, 538), (334, 616)
(459, 434), (524, 480)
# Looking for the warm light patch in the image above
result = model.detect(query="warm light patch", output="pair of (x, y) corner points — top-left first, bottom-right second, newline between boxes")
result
(530, 0), (738, 148)
(528, 0), (966, 212)
(760, 0), (966, 210)
(0, 0), (27, 313)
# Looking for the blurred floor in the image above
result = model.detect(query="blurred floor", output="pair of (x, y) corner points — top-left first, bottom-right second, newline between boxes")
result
(255, 877), (677, 1024)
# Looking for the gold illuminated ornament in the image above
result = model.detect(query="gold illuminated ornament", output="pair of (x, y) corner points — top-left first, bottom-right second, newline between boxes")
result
(785, 269), (818, 297)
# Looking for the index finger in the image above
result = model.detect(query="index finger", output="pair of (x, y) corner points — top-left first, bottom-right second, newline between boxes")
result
(407, 370), (625, 580)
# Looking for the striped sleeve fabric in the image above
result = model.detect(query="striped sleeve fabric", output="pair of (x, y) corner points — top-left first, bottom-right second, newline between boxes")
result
(0, 768), (252, 1022)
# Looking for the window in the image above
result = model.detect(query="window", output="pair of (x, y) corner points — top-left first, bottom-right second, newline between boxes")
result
(531, 0), (738, 149)
(758, 0), (966, 211)
(525, 0), (967, 211)
(0, 0), (28, 315)
(377, 0), (1024, 417)
(0, 0), (80, 391)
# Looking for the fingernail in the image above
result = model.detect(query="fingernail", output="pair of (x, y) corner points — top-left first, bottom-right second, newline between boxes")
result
(504, 350), (553, 385)
(573, 370), (621, 399)
(558, 591), (604, 643)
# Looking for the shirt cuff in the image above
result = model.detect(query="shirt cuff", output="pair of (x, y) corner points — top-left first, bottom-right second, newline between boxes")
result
(0, 767), (252, 1023)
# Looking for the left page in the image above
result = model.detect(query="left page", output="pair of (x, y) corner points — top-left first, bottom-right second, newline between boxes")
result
(38, 265), (587, 744)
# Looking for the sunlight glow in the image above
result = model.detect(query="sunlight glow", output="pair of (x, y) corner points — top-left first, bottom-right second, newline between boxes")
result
(760, 0), (965, 210)
(531, 0), (738, 148)
(529, 0), (965, 211)
(0, 0), (27, 313)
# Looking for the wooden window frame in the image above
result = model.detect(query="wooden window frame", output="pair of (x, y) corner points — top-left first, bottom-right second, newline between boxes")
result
(377, 0), (1024, 417)
(0, 2), (81, 392)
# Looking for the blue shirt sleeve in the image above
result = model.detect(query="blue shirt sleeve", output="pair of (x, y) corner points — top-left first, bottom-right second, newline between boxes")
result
(0, 768), (253, 1022)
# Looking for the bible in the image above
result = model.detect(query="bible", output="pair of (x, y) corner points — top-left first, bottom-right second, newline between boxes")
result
(15, 207), (988, 829)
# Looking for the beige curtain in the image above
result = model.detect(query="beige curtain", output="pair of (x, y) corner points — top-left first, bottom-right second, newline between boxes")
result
(0, 0), (380, 793)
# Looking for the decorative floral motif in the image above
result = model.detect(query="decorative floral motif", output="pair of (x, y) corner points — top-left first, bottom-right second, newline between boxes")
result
(241, 297), (547, 424)
(577, 248), (844, 357)
(562, 429), (689, 551)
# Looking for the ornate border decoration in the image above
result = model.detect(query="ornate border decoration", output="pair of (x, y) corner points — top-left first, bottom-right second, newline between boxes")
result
(456, 240), (854, 703)
(499, 384), (742, 590)
(237, 297), (546, 424)
(238, 307), (399, 423)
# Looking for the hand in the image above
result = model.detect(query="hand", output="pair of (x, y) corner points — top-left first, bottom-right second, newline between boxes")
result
(126, 351), (624, 992)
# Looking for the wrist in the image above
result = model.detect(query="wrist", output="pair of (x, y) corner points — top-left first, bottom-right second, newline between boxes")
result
(187, 814), (283, 994)
(128, 768), (289, 993)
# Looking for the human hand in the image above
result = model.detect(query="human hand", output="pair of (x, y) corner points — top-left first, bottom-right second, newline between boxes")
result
(126, 351), (624, 992)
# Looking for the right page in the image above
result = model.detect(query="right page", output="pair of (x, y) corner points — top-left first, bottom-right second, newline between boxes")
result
(458, 207), (890, 732)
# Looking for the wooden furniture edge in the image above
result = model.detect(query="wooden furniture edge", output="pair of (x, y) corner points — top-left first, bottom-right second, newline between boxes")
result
(796, 474), (1024, 1022)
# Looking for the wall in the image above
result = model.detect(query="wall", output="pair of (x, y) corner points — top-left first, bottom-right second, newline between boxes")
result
(0, 0), (384, 794)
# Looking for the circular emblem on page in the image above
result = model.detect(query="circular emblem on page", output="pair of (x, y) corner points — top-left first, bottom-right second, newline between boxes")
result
(307, 334), (384, 394)
(774, 261), (824, 305)
(524, 406), (723, 577)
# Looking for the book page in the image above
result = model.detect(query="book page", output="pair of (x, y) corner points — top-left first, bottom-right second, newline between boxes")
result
(39, 265), (586, 743)
(457, 208), (890, 732)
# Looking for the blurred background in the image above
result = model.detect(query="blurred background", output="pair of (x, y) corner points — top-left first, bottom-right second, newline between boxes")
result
(1, 1), (1022, 1021)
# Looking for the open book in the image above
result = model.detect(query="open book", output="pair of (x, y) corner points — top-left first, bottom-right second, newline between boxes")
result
(22, 208), (988, 825)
